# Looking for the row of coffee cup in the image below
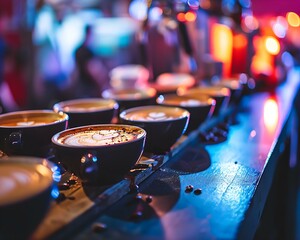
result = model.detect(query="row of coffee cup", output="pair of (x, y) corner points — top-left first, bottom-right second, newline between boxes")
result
(0, 84), (230, 159)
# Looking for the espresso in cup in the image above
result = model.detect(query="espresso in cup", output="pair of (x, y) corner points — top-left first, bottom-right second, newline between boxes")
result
(157, 94), (216, 133)
(0, 114), (63, 127)
(178, 86), (230, 115)
(0, 110), (69, 157)
(52, 124), (146, 184)
(0, 157), (54, 240)
(120, 105), (190, 153)
(123, 107), (184, 121)
(102, 87), (157, 115)
(53, 98), (118, 127)
(58, 128), (143, 147)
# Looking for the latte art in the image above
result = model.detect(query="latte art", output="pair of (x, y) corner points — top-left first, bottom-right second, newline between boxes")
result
(59, 129), (143, 146)
(16, 121), (47, 126)
(127, 111), (174, 121)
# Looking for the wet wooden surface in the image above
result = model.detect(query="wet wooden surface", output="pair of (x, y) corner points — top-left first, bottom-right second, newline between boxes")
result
(32, 108), (229, 240)
(32, 69), (300, 240)
(70, 69), (299, 240)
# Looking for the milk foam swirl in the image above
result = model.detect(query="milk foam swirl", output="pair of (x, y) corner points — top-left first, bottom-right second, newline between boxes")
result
(16, 121), (47, 126)
(130, 112), (174, 121)
(180, 99), (202, 107)
(61, 129), (139, 146)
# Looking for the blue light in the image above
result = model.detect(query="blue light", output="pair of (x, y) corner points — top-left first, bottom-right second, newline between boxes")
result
(92, 156), (98, 162)
(51, 186), (60, 199)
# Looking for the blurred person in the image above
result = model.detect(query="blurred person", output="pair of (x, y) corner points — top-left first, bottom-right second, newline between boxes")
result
(71, 25), (109, 98)
(0, 48), (27, 112)
(146, 17), (181, 80)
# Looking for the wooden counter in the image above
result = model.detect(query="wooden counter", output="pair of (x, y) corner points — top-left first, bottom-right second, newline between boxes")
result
(33, 68), (300, 240)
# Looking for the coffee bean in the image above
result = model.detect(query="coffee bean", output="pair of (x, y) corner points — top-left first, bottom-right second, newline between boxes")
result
(194, 188), (202, 195)
(185, 185), (194, 193)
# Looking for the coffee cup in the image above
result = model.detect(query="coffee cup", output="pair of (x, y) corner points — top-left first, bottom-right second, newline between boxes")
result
(109, 64), (150, 90)
(0, 110), (69, 157)
(102, 87), (157, 115)
(178, 86), (230, 115)
(0, 156), (56, 240)
(150, 73), (196, 95)
(52, 124), (146, 184)
(119, 105), (190, 154)
(157, 94), (216, 133)
(53, 98), (118, 128)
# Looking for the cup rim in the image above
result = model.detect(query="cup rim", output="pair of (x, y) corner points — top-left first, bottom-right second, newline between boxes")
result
(119, 105), (190, 123)
(51, 124), (146, 148)
(53, 98), (118, 113)
(102, 87), (157, 101)
(178, 86), (231, 97)
(156, 94), (216, 107)
(0, 110), (69, 129)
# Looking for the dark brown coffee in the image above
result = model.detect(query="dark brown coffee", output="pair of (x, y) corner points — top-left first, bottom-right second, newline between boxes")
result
(0, 111), (67, 127)
(54, 99), (117, 113)
(102, 88), (156, 101)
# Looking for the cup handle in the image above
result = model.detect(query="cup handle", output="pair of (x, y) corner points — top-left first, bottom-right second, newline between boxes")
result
(8, 131), (22, 151)
(80, 152), (99, 183)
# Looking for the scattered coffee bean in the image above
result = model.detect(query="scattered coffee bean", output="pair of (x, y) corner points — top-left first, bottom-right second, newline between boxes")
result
(194, 188), (202, 195)
(185, 185), (194, 193)
(92, 222), (107, 233)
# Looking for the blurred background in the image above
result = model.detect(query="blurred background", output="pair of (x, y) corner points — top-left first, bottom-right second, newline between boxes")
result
(0, 0), (299, 112)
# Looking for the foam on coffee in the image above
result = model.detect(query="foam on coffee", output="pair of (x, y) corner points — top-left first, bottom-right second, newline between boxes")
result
(0, 163), (53, 206)
(57, 127), (144, 147)
(0, 112), (66, 127)
(56, 100), (116, 113)
(122, 106), (188, 122)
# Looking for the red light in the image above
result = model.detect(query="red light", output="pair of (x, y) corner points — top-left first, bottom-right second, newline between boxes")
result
(177, 13), (186, 22)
